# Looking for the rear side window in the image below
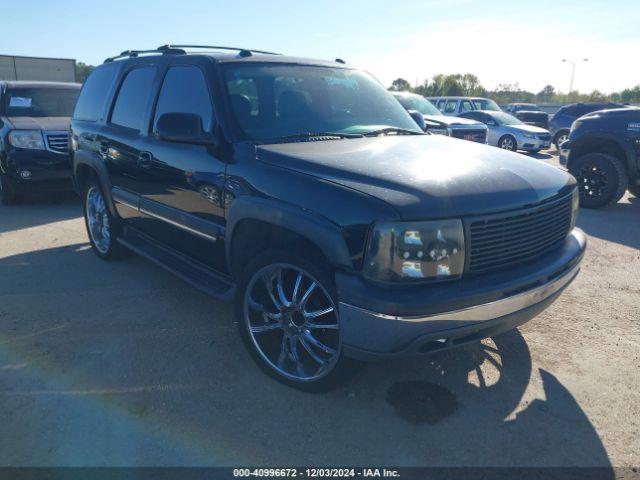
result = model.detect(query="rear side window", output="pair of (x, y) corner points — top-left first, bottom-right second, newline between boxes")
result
(73, 64), (118, 121)
(153, 66), (213, 132)
(110, 66), (157, 131)
(444, 100), (458, 114)
(460, 100), (474, 112)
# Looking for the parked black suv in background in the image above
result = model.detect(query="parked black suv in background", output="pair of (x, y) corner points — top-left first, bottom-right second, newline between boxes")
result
(550, 102), (626, 150)
(560, 107), (640, 208)
(505, 103), (549, 129)
(71, 45), (585, 390)
(0, 81), (80, 204)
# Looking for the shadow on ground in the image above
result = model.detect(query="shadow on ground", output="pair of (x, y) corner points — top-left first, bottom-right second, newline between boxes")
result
(576, 196), (640, 249)
(0, 244), (613, 471)
(0, 193), (81, 234)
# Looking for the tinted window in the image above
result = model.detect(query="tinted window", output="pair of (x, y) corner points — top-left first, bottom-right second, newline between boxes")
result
(223, 64), (420, 141)
(111, 66), (156, 131)
(5, 88), (79, 117)
(153, 66), (213, 132)
(444, 100), (458, 114)
(460, 111), (483, 122)
(74, 65), (118, 121)
(460, 100), (474, 113)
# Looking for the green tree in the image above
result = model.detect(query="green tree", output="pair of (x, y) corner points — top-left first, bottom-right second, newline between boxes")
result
(389, 78), (412, 92)
(75, 62), (95, 83)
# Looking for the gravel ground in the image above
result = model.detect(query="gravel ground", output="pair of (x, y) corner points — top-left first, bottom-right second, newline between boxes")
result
(0, 152), (638, 469)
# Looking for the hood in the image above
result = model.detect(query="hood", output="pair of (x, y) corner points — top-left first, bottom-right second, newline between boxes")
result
(5, 116), (71, 131)
(508, 124), (549, 134)
(424, 114), (484, 127)
(257, 135), (573, 220)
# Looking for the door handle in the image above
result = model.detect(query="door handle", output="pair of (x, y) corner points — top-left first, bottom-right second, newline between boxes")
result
(138, 151), (153, 168)
(98, 142), (109, 157)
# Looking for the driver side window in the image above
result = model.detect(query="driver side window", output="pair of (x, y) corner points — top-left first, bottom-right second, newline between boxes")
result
(153, 65), (213, 134)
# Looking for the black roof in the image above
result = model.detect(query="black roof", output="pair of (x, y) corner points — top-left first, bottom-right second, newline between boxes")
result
(0, 80), (81, 89)
(104, 45), (351, 68)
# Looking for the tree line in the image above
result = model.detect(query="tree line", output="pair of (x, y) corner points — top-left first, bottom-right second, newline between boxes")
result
(74, 63), (639, 104)
(389, 74), (640, 104)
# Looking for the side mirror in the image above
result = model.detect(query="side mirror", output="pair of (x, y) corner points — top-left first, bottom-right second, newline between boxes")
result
(407, 110), (426, 131)
(155, 112), (218, 146)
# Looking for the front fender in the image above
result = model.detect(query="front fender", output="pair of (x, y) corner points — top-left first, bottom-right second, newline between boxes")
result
(225, 196), (354, 272)
(73, 150), (118, 217)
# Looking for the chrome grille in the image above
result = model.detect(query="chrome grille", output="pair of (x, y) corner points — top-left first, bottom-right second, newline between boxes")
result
(45, 132), (69, 154)
(451, 128), (487, 143)
(467, 194), (573, 274)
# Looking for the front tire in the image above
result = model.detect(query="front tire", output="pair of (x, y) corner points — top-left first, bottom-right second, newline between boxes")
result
(498, 135), (518, 152)
(571, 153), (628, 208)
(628, 184), (640, 198)
(236, 249), (358, 391)
(82, 180), (124, 259)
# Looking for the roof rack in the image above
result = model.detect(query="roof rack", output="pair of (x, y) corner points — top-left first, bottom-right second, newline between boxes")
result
(104, 47), (185, 63)
(157, 44), (281, 57)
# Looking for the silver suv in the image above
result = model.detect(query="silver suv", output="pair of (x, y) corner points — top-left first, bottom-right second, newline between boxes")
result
(428, 96), (502, 116)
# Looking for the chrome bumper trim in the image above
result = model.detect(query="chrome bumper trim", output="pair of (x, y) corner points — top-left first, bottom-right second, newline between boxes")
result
(340, 263), (580, 324)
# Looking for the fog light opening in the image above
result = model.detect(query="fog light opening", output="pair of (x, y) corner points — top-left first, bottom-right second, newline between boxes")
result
(20, 170), (32, 180)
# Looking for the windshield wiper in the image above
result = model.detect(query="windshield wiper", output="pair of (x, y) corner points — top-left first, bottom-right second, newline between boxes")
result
(278, 132), (363, 141)
(362, 127), (423, 136)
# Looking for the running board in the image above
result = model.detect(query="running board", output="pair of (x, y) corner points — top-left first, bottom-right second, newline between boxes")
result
(118, 226), (235, 301)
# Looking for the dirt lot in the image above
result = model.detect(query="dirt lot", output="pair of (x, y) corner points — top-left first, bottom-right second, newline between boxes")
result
(0, 152), (638, 468)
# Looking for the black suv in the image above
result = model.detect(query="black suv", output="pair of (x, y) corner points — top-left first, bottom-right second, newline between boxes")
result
(560, 107), (640, 208)
(0, 81), (81, 204)
(71, 45), (585, 390)
(550, 102), (625, 150)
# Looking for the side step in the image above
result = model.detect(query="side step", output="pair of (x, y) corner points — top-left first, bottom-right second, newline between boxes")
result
(118, 226), (235, 301)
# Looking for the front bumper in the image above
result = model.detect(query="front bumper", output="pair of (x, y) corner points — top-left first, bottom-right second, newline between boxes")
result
(559, 140), (571, 167)
(337, 228), (586, 360)
(2, 149), (73, 193)
(518, 136), (551, 151)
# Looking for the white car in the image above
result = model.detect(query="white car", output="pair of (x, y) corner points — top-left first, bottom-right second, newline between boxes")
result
(427, 96), (502, 116)
(459, 110), (552, 153)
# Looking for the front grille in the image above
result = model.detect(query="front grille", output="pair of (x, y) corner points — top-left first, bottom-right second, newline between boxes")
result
(467, 194), (573, 274)
(537, 133), (551, 141)
(451, 128), (486, 143)
(45, 132), (69, 154)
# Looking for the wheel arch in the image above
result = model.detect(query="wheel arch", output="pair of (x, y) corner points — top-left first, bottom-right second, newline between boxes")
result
(568, 135), (634, 174)
(226, 196), (354, 279)
(73, 151), (118, 217)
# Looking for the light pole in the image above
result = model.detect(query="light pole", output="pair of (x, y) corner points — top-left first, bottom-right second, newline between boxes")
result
(562, 58), (588, 94)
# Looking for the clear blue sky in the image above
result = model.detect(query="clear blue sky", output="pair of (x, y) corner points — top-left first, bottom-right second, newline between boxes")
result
(1, 0), (639, 93)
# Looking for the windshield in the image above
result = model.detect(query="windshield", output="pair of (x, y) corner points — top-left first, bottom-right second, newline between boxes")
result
(223, 64), (422, 141)
(3, 88), (79, 117)
(513, 104), (538, 111)
(472, 98), (501, 111)
(491, 112), (524, 125)
(394, 93), (442, 116)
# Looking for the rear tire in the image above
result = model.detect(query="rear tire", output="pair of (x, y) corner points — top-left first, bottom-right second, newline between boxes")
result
(82, 180), (125, 260)
(554, 130), (570, 150)
(570, 153), (628, 209)
(0, 174), (18, 206)
(498, 135), (518, 152)
(235, 249), (359, 392)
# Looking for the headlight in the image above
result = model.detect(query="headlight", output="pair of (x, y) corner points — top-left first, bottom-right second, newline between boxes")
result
(523, 132), (536, 139)
(570, 188), (579, 230)
(8, 130), (45, 150)
(363, 219), (465, 282)
(571, 120), (582, 133)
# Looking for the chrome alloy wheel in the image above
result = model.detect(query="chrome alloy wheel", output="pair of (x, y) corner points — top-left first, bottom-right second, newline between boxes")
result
(244, 263), (341, 382)
(556, 133), (568, 148)
(500, 136), (516, 151)
(86, 186), (111, 254)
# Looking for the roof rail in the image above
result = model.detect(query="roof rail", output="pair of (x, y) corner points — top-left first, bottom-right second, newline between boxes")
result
(157, 44), (281, 57)
(103, 47), (186, 64)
